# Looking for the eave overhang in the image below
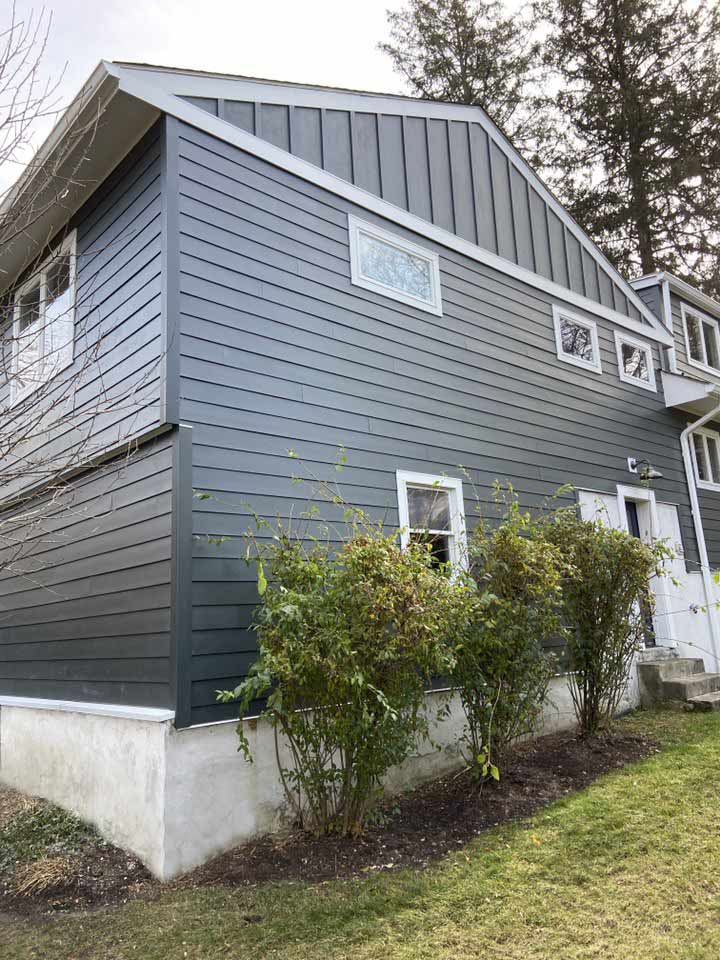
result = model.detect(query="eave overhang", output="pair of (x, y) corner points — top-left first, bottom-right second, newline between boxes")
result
(0, 62), (160, 294)
(661, 370), (720, 416)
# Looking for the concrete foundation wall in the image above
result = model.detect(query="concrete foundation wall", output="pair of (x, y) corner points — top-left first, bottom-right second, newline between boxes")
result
(0, 674), (641, 880)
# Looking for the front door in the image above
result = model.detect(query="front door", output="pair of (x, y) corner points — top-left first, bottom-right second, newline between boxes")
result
(625, 499), (656, 647)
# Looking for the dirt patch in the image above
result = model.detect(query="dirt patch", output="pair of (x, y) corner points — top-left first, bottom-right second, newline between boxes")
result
(180, 728), (658, 888)
(0, 793), (157, 918)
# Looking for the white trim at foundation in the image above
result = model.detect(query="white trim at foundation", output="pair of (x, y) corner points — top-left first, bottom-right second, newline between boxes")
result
(101, 63), (672, 347)
(0, 694), (175, 722)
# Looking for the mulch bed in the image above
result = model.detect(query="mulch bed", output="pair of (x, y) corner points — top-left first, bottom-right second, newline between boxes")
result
(180, 728), (658, 889)
(1, 728), (657, 916)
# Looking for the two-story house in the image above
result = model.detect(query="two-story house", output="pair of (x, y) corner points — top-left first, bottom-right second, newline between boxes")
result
(1, 61), (719, 879)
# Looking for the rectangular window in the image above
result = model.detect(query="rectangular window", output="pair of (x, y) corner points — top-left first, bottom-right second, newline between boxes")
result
(396, 470), (467, 570)
(349, 215), (442, 316)
(683, 304), (720, 373)
(552, 306), (602, 373)
(614, 332), (656, 391)
(10, 231), (76, 406)
(691, 427), (720, 490)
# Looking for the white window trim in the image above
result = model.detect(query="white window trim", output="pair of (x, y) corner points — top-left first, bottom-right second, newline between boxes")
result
(613, 331), (656, 392)
(10, 230), (77, 408)
(552, 305), (602, 374)
(348, 215), (442, 317)
(688, 424), (720, 492)
(396, 470), (468, 570)
(681, 302), (720, 377)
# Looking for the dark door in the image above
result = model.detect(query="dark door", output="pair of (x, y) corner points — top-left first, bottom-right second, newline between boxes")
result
(625, 501), (656, 647)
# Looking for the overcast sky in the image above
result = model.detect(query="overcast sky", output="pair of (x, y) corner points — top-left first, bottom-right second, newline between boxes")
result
(24, 0), (404, 105)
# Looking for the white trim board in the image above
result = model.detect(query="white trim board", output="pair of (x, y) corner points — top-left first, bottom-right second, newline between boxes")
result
(105, 63), (673, 347)
(0, 695), (175, 723)
(633, 272), (720, 323)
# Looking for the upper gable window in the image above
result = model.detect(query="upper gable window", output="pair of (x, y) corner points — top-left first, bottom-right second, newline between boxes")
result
(682, 304), (720, 373)
(614, 332), (656, 391)
(10, 232), (76, 406)
(552, 306), (602, 374)
(348, 215), (442, 316)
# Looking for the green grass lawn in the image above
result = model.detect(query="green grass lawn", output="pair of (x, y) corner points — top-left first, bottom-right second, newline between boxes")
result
(3, 708), (720, 960)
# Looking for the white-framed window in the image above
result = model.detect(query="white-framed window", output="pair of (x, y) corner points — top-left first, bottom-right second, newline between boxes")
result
(614, 331), (656, 392)
(690, 426), (720, 491)
(552, 306), (602, 374)
(682, 303), (720, 374)
(10, 231), (77, 406)
(348, 215), (442, 316)
(396, 470), (467, 570)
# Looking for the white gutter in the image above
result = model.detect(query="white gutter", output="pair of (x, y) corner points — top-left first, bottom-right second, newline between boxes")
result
(680, 402), (720, 664)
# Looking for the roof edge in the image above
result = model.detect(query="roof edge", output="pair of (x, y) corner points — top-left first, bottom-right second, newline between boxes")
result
(631, 273), (720, 320)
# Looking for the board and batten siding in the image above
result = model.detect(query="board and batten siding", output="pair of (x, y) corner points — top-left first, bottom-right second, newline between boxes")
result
(172, 120), (697, 725)
(0, 122), (165, 505)
(0, 435), (174, 707)
(179, 94), (647, 324)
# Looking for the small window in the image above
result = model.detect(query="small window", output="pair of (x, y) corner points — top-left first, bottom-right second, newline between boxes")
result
(348, 216), (442, 316)
(691, 427), (720, 490)
(614, 332), (656, 391)
(396, 470), (467, 570)
(683, 304), (720, 373)
(10, 232), (76, 406)
(552, 306), (602, 373)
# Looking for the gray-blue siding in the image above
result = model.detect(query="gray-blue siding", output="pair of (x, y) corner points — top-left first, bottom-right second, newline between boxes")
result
(179, 95), (645, 324)
(173, 120), (698, 725)
(0, 123), (171, 708)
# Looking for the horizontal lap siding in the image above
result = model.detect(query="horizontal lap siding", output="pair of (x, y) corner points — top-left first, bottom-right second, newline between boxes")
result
(0, 124), (165, 504)
(175, 122), (697, 725)
(0, 435), (174, 707)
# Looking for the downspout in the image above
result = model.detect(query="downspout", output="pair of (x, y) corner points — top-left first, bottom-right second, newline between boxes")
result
(680, 402), (720, 665)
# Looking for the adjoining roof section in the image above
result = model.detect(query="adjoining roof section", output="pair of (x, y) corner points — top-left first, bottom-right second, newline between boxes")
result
(632, 272), (720, 322)
(113, 61), (665, 337)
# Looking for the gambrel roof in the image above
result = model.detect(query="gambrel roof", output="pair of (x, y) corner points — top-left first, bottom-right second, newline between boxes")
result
(0, 60), (672, 344)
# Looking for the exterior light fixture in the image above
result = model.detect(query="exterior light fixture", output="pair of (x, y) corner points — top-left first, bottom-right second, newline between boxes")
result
(627, 457), (663, 481)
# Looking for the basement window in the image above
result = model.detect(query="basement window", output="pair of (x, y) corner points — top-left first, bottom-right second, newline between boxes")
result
(683, 304), (720, 373)
(614, 332), (656, 391)
(348, 215), (442, 316)
(396, 470), (467, 570)
(691, 427), (720, 491)
(553, 306), (602, 374)
(10, 231), (77, 406)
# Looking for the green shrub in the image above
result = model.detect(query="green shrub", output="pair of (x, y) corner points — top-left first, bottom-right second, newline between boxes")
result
(219, 512), (462, 837)
(0, 801), (99, 875)
(543, 508), (671, 737)
(452, 493), (562, 779)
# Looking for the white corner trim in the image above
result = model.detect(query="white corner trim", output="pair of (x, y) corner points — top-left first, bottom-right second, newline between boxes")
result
(553, 305), (602, 375)
(0, 695), (175, 723)
(613, 330), (657, 392)
(107, 64), (673, 347)
(348, 215), (442, 316)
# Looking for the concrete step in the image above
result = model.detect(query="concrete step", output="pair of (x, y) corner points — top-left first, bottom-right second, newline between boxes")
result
(661, 672), (720, 700)
(688, 691), (720, 712)
(638, 658), (706, 706)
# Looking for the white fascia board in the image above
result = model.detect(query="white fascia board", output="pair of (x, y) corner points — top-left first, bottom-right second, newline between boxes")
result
(113, 63), (663, 334)
(0, 694), (175, 723)
(109, 65), (673, 347)
(632, 271), (720, 321)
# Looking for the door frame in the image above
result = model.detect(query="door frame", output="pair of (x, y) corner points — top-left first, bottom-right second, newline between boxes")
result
(615, 484), (676, 646)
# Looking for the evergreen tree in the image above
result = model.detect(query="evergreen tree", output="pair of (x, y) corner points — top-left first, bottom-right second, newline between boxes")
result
(544, 0), (720, 294)
(379, 0), (547, 159)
